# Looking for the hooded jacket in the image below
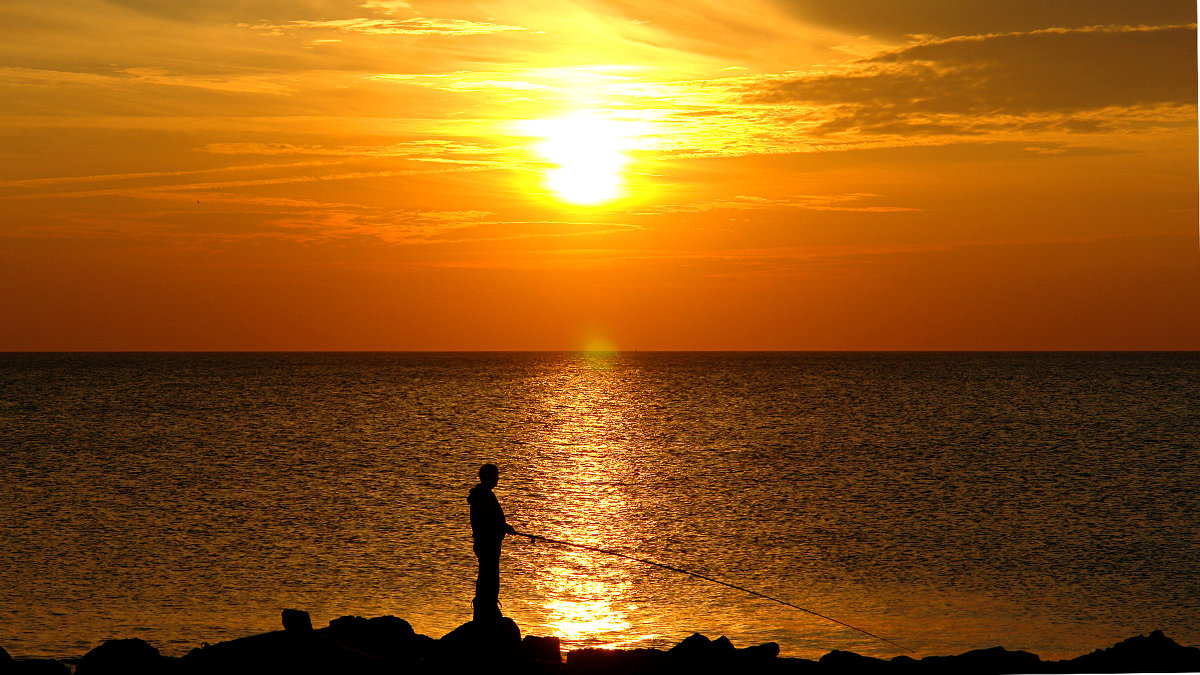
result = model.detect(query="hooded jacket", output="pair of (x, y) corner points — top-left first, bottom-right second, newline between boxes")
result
(468, 483), (508, 546)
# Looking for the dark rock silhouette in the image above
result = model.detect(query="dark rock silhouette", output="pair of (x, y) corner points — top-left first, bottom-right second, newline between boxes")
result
(668, 632), (717, 658)
(323, 614), (426, 662)
(280, 608), (313, 634)
(523, 634), (563, 674)
(0, 645), (70, 675)
(2, 615), (1198, 674)
(889, 646), (1041, 675)
(180, 610), (396, 675)
(522, 634), (561, 663)
(76, 638), (167, 675)
(658, 632), (782, 674)
(439, 617), (524, 672)
(740, 641), (780, 662)
(1061, 629), (1200, 673)
(565, 632), (783, 675)
(819, 648), (892, 673)
(0, 659), (71, 675)
(566, 647), (667, 675)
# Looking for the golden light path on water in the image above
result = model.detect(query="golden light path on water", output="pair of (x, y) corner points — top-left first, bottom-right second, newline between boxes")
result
(521, 351), (659, 648)
(504, 353), (914, 657)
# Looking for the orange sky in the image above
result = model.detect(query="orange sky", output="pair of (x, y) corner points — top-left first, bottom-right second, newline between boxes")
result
(1, 1), (1197, 350)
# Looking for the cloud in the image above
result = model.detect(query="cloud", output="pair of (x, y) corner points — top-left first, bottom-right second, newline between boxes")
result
(238, 0), (523, 38)
(106, 0), (410, 23)
(0, 160), (343, 188)
(870, 24), (1197, 109)
(487, 229), (1186, 278)
(0, 65), (293, 96)
(645, 193), (921, 214)
(120, 67), (294, 94)
(741, 24), (1197, 138)
(234, 212), (642, 248)
(17, 199), (642, 250)
(0, 166), (489, 202)
(360, 0), (410, 13)
(368, 72), (554, 92)
(764, 0), (1196, 40)
(201, 140), (508, 165)
(243, 16), (524, 37)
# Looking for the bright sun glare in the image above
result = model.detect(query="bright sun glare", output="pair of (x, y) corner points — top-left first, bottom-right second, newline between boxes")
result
(526, 112), (639, 205)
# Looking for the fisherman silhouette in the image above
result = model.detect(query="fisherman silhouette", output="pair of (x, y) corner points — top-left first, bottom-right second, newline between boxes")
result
(468, 463), (517, 623)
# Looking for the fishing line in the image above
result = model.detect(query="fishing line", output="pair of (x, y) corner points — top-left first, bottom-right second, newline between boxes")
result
(515, 531), (912, 653)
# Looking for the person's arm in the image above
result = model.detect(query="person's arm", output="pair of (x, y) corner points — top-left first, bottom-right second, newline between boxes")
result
(496, 493), (517, 536)
(500, 503), (517, 535)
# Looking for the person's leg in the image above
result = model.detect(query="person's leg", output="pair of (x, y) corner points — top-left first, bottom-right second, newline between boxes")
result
(482, 549), (500, 614)
(473, 542), (502, 621)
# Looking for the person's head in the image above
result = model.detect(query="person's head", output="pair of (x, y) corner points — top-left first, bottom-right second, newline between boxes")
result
(479, 463), (499, 488)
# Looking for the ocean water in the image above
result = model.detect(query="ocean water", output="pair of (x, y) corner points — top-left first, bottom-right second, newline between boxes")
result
(0, 352), (1197, 661)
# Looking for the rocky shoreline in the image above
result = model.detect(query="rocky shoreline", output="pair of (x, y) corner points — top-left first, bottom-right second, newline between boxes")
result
(2, 611), (1198, 674)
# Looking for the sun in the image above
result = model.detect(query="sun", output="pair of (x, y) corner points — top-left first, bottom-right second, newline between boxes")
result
(525, 112), (639, 205)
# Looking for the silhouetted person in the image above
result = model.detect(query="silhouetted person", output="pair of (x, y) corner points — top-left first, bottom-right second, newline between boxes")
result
(468, 463), (516, 622)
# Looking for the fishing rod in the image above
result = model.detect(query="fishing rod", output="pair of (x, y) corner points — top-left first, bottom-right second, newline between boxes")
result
(515, 531), (913, 654)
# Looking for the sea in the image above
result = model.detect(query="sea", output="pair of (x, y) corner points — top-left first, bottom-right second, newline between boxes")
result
(1, 352), (1197, 662)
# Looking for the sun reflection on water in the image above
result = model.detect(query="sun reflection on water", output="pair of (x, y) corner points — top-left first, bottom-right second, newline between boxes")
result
(521, 353), (660, 649)
(543, 554), (632, 640)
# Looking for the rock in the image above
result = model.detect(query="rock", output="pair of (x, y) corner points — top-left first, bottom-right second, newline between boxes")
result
(0, 646), (69, 675)
(917, 646), (1042, 675)
(438, 617), (523, 671)
(76, 638), (167, 675)
(1061, 630), (1200, 673)
(522, 635), (562, 664)
(888, 654), (920, 673)
(739, 641), (780, 662)
(666, 632), (717, 671)
(281, 609), (312, 634)
(25, 614), (1199, 675)
(181, 627), (393, 675)
(523, 635), (563, 675)
(3, 660), (71, 675)
(668, 632), (712, 657)
(819, 649), (894, 674)
(565, 647), (666, 675)
(403, 633), (439, 666)
(775, 656), (822, 673)
(181, 630), (292, 673)
(710, 636), (737, 654)
(662, 633), (780, 673)
(440, 616), (522, 649)
(320, 615), (416, 659)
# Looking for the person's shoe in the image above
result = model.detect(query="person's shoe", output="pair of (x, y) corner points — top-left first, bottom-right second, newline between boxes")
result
(472, 599), (501, 623)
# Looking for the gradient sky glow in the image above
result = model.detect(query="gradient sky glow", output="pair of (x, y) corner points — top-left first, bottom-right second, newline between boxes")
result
(1, 0), (1197, 350)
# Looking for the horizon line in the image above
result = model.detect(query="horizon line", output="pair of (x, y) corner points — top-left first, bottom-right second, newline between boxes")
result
(2, 349), (1198, 354)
